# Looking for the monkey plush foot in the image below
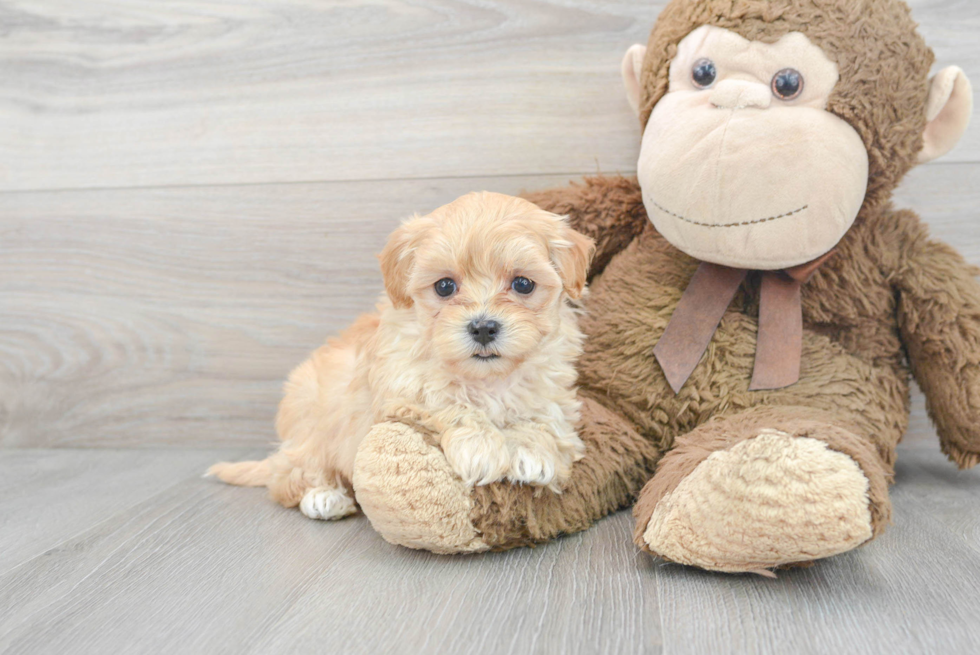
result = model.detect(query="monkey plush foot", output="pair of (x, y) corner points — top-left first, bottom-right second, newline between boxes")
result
(634, 424), (886, 574)
(352, 421), (489, 554)
(353, 397), (660, 553)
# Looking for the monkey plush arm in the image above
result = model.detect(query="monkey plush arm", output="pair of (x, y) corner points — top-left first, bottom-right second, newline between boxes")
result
(895, 216), (980, 469)
(522, 176), (648, 280)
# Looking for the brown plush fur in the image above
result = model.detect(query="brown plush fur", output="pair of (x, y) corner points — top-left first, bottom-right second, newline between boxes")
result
(469, 394), (661, 549)
(466, 179), (954, 552)
(638, 0), (934, 209)
(523, 177), (648, 281)
(630, 405), (894, 552)
(347, 0), (978, 570)
(454, 0), (980, 559)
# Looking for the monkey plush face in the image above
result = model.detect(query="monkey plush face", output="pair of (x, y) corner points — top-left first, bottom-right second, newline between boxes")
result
(622, 0), (974, 271)
(635, 26), (867, 269)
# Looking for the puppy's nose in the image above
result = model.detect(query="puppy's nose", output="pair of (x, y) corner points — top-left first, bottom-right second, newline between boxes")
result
(468, 319), (500, 346)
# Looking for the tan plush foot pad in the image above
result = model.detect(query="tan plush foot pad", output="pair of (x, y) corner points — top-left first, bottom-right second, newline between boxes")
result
(352, 421), (488, 554)
(642, 430), (873, 573)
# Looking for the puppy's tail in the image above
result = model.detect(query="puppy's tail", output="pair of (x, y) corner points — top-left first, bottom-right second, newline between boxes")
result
(206, 458), (272, 487)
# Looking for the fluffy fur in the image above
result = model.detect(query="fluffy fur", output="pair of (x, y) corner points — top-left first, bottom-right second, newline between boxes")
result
(209, 192), (595, 518)
(637, 0), (934, 209)
(343, 0), (980, 572)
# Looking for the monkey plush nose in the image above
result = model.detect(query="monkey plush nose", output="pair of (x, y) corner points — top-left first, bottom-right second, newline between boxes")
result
(468, 319), (500, 346)
(710, 79), (772, 110)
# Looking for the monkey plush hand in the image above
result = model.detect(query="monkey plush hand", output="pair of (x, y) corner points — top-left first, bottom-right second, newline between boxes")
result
(350, 0), (978, 572)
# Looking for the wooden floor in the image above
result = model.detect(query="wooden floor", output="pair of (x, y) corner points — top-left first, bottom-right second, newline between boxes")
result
(2, 434), (980, 654)
(2, 1), (980, 653)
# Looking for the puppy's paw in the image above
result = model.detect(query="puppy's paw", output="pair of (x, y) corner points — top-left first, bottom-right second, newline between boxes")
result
(504, 425), (583, 492)
(299, 485), (358, 521)
(509, 444), (560, 489)
(442, 427), (510, 488)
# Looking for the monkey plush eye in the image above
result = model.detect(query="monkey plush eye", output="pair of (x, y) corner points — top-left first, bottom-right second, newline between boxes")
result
(434, 277), (457, 297)
(772, 68), (804, 100)
(691, 58), (717, 88)
(511, 276), (535, 295)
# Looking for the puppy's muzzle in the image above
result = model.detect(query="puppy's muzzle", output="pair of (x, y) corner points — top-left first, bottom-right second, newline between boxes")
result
(467, 319), (500, 346)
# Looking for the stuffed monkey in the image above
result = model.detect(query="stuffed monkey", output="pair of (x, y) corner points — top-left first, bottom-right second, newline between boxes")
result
(350, 0), (978, 572)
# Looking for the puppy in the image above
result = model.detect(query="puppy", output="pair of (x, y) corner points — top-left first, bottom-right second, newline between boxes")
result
(208, 192), (594, 520)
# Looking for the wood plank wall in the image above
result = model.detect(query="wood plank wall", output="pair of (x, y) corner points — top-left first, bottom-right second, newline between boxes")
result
(2, 0), (978, 448)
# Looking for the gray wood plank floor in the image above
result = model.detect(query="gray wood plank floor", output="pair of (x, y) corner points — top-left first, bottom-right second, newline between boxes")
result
(0, 438), (978, 655)
(0, 448), (257, 574)
(3, 1), (980, 653)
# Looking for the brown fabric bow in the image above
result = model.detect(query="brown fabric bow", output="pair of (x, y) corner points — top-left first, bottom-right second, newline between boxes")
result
(653, 251), (835, 394)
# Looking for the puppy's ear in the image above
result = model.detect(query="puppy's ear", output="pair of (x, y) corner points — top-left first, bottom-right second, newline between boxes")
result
(552, 221), (595, 300)
(378, 215), (430, 309)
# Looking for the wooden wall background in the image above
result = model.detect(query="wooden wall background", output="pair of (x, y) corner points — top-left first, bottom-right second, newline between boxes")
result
(2, 0), (978, 449)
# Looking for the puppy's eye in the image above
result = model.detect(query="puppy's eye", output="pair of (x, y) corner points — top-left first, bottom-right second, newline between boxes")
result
(692, 58), (717, 89)
(511, 276), (535, 295)
(434, 278), (457, 297)
(772, 68), (804, 100)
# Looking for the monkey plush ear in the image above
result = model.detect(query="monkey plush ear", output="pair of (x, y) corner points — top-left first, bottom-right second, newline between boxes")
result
(552, 223), (595, 300)
(621, 44), (647, 116)
(918, 66), (974, 164)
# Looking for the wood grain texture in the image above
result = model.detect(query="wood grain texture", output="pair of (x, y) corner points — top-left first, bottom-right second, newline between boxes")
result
(0, 174), (576, 448)
(0, 454), (661, 655)
(2, 0), (978, 193)
(0, 0), (654, 192)
(0, 445), (977, 655)
(0, 448), (255, 574)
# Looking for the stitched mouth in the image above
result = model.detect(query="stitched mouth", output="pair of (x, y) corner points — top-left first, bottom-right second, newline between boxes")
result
(651, 200), (808, 228)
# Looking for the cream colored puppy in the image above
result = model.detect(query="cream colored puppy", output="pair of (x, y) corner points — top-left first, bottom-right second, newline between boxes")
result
(209, 192), (594, 520)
